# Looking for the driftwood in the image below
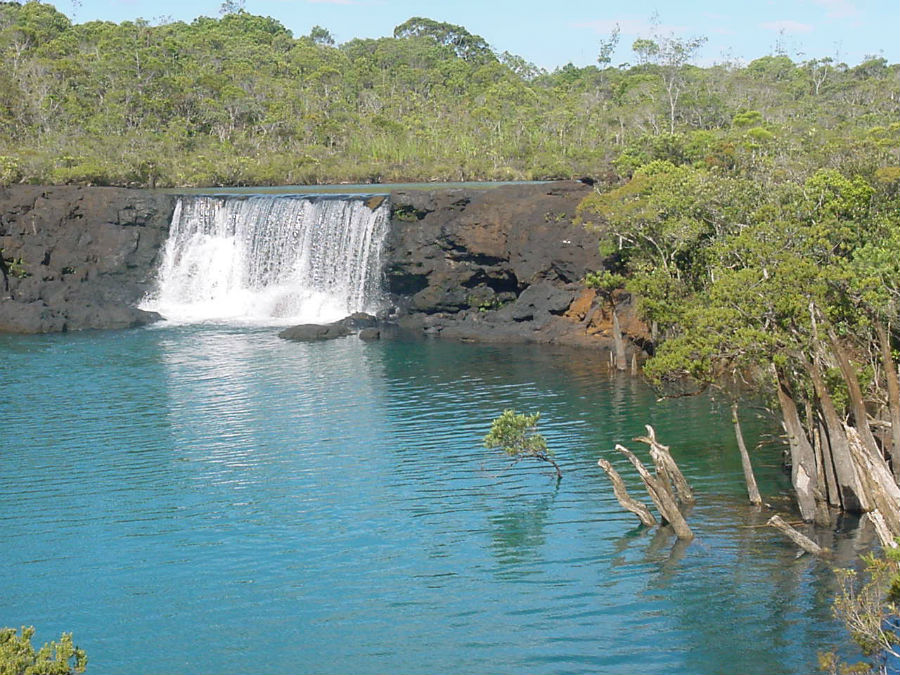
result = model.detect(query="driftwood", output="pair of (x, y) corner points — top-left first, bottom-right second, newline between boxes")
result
(767, 514), (827, 557)
(597, 458), (657, 527)
(635, 425), (695, 505)
(617, 443), (693, 540)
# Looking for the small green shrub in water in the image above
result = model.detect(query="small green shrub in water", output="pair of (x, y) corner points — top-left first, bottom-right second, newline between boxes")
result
(0, 626), (87, 675)
(484, 409), (562, 480)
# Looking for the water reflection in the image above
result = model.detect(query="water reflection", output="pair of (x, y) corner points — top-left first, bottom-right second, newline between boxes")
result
(0, 329), (864, 675)
(490, 487), (559, 569)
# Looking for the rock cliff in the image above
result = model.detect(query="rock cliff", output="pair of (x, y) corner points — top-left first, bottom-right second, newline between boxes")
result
(384, 181), (648, 356)
(0, 186), (175, 332)
(0, 182), (649, 359)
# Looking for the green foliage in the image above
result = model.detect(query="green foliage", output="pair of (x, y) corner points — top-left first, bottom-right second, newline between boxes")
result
(0, 5), (895, 187)
(825, 547), (900, 675)
(484, 410), (561, 479)
(0, 627), (87, 675)
(585, 270), (627, 295)
(0, 156), (21, 186)
(484, 410), (548, 458)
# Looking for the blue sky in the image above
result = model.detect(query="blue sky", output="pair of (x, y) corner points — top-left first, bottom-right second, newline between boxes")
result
(63, 0), (899, 69)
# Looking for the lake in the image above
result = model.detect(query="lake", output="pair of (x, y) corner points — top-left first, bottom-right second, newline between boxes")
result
(0, 326), (864, 674)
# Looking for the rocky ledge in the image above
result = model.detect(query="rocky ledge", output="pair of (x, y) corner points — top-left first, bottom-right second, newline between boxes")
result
(0, 186), (175, 332)
(0, 182), (650, 361)
(381, 182), (649, 358)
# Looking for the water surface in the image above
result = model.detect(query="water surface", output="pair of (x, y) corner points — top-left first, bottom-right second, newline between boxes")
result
(0, 327), (864, 674)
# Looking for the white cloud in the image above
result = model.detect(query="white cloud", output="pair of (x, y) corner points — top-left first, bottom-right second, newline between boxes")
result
(760, 19), (815, 33)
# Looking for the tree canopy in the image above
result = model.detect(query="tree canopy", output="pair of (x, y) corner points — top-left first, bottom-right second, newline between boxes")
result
(0, 3), (895, 187)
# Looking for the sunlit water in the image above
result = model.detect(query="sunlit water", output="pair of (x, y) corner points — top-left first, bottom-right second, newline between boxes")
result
(1, 327), (867, 674)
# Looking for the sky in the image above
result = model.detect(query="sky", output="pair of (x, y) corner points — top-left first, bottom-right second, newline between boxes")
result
(60, 0), (900, 69)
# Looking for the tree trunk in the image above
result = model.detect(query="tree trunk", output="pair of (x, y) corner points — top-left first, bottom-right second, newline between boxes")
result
(809, 401), (840, 510)
(597, 458), (657, 527)
(830, 332), (883, 460)
(806, 356), (870, 513)
(875, 321), (900, 483)
(767, 515), (827, 556)
(612, 307), (627, 371)
(845, 425), (900, 536)
(635, 424), (694, 504)
(776, 370), (823, 520)
(731, 401), (762, 505)
(537, 453), (563, 480)
(863, 510), (899, 549)
(617, 443), (693, 540)
(815, 419), (840, 517)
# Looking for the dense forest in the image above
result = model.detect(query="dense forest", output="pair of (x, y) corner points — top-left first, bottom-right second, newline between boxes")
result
(0, 1), (897, 187)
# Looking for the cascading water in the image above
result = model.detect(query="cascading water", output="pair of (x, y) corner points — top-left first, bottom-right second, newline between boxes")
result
(141, 195), (389, 325)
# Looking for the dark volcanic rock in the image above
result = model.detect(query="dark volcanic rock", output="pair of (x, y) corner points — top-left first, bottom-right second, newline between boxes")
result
(0, 185), (176, 333)
(385, 182), (601, 305)
(383, 181), (648, 356)
(279, 313), (379, 342)
(279, 323), (352, 341)
(510, 282), (576, 326)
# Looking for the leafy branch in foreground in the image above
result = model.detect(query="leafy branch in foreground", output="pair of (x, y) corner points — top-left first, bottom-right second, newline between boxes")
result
(484, 410), (562, 480)
(822, 546), (900, 674)
(0, 626), (87, 675)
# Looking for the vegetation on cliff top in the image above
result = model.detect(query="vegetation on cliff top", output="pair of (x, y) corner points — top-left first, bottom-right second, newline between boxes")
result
(0, 2), (896, 187)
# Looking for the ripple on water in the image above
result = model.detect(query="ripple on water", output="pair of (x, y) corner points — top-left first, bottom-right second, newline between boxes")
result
(0, 328), (857, 675)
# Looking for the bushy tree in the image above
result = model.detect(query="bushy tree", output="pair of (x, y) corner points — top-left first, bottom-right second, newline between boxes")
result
(484, 410), (561, 480)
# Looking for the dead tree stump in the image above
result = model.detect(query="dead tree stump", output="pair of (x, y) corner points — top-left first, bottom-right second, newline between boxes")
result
(635, 425), (695, 505)
(617, 443), (694, 540)
(597, 458), (657, 528)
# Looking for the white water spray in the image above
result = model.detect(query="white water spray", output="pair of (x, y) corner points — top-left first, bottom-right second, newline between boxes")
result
(141, 195), (389, 325)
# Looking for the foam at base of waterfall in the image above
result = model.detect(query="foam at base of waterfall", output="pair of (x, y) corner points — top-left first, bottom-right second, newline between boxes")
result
(140, 195), (388, 326)
(148, 287), (354, 327)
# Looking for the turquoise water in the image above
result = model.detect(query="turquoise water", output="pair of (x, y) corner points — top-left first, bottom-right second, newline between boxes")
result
(1, 327), (861, 674)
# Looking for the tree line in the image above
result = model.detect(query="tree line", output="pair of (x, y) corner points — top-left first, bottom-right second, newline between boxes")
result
(0, 2), (896, 187)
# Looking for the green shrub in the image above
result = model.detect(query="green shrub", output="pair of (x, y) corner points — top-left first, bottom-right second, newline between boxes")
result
(0, 626), (87, 675)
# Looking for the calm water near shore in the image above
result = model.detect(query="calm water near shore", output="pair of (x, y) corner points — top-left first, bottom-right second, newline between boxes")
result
(1, 326), (865, 674)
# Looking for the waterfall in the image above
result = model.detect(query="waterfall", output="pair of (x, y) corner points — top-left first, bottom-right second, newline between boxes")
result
(141, 195), (389, 325)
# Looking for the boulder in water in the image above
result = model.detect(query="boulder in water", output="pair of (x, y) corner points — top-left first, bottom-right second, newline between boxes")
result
(278, 323), (351, 341)
(358, 327), (381, 341)
(278, 313), (379, 342)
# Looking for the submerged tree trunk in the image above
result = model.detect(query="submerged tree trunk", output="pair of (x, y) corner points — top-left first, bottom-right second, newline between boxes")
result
(811, 404), (841, 510)
(635, 424), (694, 504)
(807, 356), (870, 513)
(776, 369), (823, 521)
(863, 510), (899, 549)
(845, 426), (900, 536)
(612, 308), (627, 371)
(617, 443), (693, 540)
(731, 401), (762, 506)
(767, 515), (827, 557)
(597, 458), (657, 527)
(875, 321), (900, 483)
